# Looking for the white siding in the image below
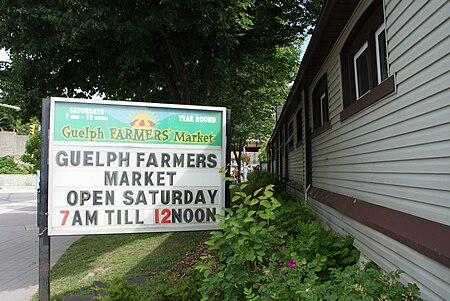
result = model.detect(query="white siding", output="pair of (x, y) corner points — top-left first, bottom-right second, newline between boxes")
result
(310, 0), (450, 226)
(306, 0), (450, 299)
(287, 101), (306, 192)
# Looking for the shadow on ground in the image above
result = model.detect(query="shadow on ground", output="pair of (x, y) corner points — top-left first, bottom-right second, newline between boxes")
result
(49, 231), (209, 301)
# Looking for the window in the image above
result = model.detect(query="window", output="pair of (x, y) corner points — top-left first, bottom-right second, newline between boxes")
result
(375, 24), (388, 84)
(287, 121), (294, 148)
(296, 109), (303, 143)
(340, 0), (395, 121)
(354, 42), (370, 99)
(312, 74), (329, 131)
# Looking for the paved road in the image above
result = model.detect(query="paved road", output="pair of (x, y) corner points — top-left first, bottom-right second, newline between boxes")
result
(0, 187), (80, 301)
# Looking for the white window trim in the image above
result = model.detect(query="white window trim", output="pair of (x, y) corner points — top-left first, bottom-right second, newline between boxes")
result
(375, 24), (389, 84)
(353, 41), (369, 100)
(319, 92), (326, 125)
(286, 121), (294, 147)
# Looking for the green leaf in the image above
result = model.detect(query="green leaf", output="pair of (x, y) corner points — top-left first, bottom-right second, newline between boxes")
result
(244, 217), (255, 223)
(266, 184), (275, 190)
(245, 249), (255, 261)
(254, 244), (263, 250)
(253, 187), (263, 196)
(259, 212), (269, 219)
(226, 233), (235, 239)
(232, 195), (241, 202)
(250, 199), (259, 206)
(261, 199), (271, 208)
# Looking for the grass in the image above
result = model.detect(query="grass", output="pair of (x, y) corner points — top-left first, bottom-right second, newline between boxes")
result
(40, 231), (209, 301)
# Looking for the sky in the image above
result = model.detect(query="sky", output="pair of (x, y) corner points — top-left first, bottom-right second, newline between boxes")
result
(299, 34), (311, 61)
(0, 48), (10, 62)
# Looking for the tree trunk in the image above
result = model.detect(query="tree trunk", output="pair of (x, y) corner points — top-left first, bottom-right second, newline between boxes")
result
(199, 36), (216, 105)
(160, 25), (192, 104)
(160, 64), (181, 102)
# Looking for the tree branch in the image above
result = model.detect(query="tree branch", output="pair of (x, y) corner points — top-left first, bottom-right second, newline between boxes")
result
(159, 25), (191, 104)
(199, 36), (216, 105)
(159, 64), (181, 102)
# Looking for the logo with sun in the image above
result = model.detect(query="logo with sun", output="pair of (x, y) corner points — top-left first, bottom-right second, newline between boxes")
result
(128, 112), (159, 129)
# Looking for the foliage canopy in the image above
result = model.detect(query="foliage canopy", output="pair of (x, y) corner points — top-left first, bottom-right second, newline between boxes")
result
(0, 0), (323, 140)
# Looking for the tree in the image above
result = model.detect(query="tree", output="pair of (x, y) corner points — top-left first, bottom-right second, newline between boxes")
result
(0, 0), (322, 115)
(214, 44), (300, 180)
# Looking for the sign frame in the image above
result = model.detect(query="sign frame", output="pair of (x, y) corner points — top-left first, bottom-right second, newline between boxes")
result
(45, 97), (230, 236)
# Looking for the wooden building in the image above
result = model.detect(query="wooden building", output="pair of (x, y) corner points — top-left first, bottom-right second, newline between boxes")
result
(268, 0), (450, 300)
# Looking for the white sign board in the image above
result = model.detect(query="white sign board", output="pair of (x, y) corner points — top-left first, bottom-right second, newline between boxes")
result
(47, 97), (227, 235)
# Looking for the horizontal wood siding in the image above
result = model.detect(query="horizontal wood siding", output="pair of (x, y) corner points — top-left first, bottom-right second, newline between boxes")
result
(307, 0), (450, 299)
(287, 102), (305, 192)
(310, 0), (450, 226)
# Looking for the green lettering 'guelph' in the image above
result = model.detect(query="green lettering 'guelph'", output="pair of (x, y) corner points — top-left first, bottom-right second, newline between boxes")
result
(171, 130), (215, 144)
(61, 125), (105, 142)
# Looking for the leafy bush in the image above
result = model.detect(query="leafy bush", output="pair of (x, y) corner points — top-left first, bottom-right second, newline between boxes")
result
(193, 179), (420, 300)
(246, 171), (284, 193)
(96, 277), (141, 301)
(195, 183), (287, 300)
(284, 221), (359, 281)
(96, 269), (203, 301)
(94, 174), (423, 301)
(21, 131), (40, 173)
(274, 200), (316, 234)
(0, 155), (29, 174)
(303, 266), (423, 301)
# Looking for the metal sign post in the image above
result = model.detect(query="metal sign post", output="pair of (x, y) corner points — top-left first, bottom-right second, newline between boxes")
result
(38, 98), (50, 301)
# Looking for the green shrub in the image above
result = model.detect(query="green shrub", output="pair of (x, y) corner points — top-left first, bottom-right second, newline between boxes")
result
(304, 266), (423, 301)
(195, 183), (287, 300)
(96, 277), (141, 301)
(246, 171), (284, 193)
(0, 155), (29, 174)
(97, 173), (422, 301)
(284, 222), (359, 281)
(274, 201), (316, 234)
(96, 270), (203, 301)
(21, 131), (40, 173)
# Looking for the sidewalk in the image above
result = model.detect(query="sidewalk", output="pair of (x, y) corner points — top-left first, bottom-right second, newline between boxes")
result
(0, 185), (37, 193)
(0, 186), (81, 301)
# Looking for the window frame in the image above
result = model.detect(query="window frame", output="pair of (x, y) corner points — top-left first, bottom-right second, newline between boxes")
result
(287, 121), (294, 149)
(312, 74), (330, 137)
(340, 0), (395, 122)
(296, 108), (303, 144)
(353, 41), (370, 99)
(375, 24), (388, 84)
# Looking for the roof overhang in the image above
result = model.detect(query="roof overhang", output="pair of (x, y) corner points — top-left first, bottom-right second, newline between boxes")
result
(269, 0), (360, 144)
